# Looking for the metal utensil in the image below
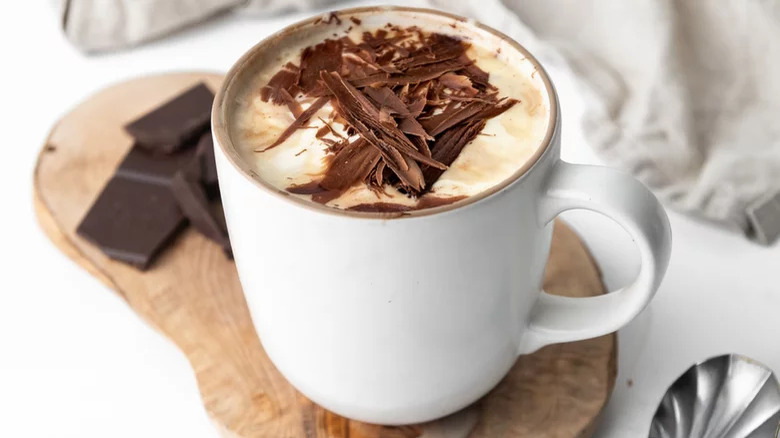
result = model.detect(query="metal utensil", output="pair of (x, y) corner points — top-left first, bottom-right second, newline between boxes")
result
(649, 354), (780, 438)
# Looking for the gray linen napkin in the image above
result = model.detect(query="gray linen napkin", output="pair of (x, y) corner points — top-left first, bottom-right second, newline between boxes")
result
(55, 0), (780, 244)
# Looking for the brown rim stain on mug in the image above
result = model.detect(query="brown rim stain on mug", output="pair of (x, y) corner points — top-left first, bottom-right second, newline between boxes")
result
(33, 74), (613, 437)
(212, 6), (560, 219)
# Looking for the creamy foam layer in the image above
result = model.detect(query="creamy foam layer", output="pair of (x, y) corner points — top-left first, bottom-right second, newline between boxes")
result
(229, 10), (550, 211)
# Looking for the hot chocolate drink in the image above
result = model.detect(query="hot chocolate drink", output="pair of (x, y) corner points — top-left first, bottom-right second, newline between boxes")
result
(228, 9), (550, 212)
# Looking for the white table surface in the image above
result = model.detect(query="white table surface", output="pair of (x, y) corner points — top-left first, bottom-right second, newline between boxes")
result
(1, 2), (778, 437)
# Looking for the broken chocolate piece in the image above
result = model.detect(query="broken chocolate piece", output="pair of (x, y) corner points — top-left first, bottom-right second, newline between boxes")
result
(124, 83), (214, 153)
(171, 171), (231, 254)
(116, 142), (197, 186)
(77, 177), (186, 269)
(79, 82), (236, 271)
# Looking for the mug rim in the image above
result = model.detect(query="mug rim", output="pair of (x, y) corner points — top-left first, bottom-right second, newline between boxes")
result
(212, 5), (559, 219)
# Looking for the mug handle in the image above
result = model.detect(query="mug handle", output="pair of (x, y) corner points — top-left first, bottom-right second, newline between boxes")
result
(518, 160), (672, 354)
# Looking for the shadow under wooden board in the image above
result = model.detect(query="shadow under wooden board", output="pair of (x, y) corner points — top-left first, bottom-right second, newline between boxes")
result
(33, 72), (616, 438)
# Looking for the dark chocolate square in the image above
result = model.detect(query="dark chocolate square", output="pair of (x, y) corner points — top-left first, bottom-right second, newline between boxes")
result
(124, 83), (214, 154)
(171, 171), (231, 254)
(195, 131), (218, 190)
(76, 177), (186, 269)
(116, 143), (197, 186)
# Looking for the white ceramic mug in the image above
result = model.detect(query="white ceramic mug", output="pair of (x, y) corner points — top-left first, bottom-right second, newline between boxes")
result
(212, 6), (672, 425)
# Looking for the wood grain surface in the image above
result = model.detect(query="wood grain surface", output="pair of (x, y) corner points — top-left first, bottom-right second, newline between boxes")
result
(33, 73), (616, 438)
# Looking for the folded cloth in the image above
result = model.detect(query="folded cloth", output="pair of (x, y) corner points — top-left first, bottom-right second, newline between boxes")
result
(503, 0), (780, 245)
(56, 0), (780, 244)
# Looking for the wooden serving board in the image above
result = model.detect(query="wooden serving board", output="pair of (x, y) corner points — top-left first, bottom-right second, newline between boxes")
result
(33, 73), (616, 438)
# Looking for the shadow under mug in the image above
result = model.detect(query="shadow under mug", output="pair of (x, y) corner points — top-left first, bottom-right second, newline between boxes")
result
(212, 6), (672, 425)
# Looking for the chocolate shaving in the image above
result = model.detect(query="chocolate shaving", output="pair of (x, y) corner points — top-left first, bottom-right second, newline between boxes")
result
(350, 58), (470, 88)
(260, 62), (300, 105)
(346, 203), (413, 213)
(423, 121), (486, 188)
(422, 98), (519, 138)
(474, 98), (519, 119)
(378, 107), (396, 126)
(374, 160), (387, 187)
(299, 40), (343, 94)
(421, 101), (488, 136)
(347, 72), (390, 88)
(318, 136), (348, 155)
(410, 135), (432, 158)
(287, 181), (325, 195)
(439, 73), (478, 95)
(319, 71), (445, 191)
(256, 24), (521, 202)
(393, 34), (466, 70)
(258, 96), (329, 151)
(364, 87), (432, 140)
(364, 87), (408, 114)
(280, 88), (303, 117)
(407, 97), (426, 117)
(398, 118), (431, 139)
(362, 30), (406, 50)
(421, 99), (517, 188)
(417, 195), (468, 209)
(460, 61), (494, 91)
(287, 181), (342, 204)
(375, 50), (395, 66)
(446, 94), (499, 104)
(316, 117), (345, 140)
(344, 195), (468, 214)
(316, 125), (330, 138)
(320, 138), (381, 191)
